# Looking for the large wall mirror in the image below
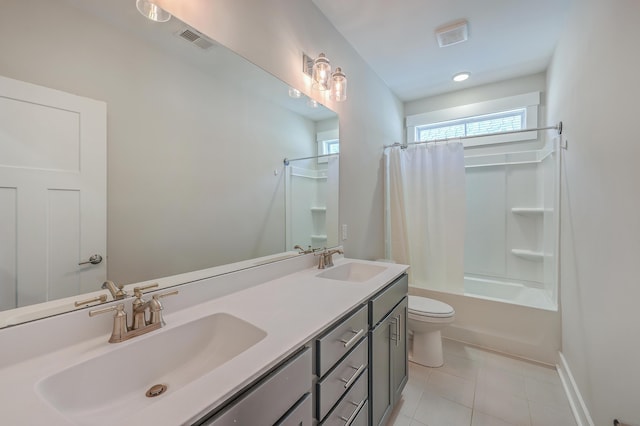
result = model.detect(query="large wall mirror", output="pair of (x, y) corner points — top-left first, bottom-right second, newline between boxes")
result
(0, 0), (339, 327)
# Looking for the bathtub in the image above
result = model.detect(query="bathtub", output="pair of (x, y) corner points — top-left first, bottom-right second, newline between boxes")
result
(463, 276), (556, 311)
(410, 276), (561, 364)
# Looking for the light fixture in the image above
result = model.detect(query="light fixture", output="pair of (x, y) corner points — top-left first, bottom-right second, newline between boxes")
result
(136, 0), (172, 22)
(302, 52), (348, 101)
(311, 53), (332, 90)
(330, 67), (347, 102)
(452, 72), (470, 82)
(288, 87), (302, 98)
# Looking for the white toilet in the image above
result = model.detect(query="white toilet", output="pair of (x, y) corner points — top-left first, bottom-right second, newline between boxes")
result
(408, 295), (455, 367)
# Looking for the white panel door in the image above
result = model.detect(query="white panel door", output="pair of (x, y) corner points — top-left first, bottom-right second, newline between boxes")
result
(0, 75), (106, 309)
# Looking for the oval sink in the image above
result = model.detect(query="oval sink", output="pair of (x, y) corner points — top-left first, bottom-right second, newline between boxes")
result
(36, 313), (266, 425)
(317, 262), (387, 282)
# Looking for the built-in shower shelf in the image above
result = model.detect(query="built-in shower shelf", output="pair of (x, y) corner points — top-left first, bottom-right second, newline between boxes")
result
(511, 249), (544, 261)
(511, 207), (545, 216)
(311, 234), (327, 241)
(310, 207), (327, 213)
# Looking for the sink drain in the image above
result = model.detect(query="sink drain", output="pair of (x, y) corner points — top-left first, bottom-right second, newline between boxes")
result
(146, 384), (168, 398)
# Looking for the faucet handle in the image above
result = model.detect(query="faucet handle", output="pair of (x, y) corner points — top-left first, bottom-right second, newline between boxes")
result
(74, 294), (108, 307)
(133, 283), (159, 297)
(88, 303), (120, 317)
(89, 303), (128, 343)
(149, 290), (179, 326)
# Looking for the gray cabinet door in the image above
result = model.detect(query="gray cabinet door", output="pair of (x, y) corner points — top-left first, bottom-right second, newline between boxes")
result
(369, 318), (392, 426)
(391, 297), (408, 404)
(198, 348), (311, 426)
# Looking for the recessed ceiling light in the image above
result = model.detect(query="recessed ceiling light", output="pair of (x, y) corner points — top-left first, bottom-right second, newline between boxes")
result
(453, 72), (470, 82)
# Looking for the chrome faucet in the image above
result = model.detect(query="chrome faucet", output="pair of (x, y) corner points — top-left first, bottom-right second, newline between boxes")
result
(315, 248), (344, 269)
(101, 280), (128, 300)
(89, 284), (178, 343)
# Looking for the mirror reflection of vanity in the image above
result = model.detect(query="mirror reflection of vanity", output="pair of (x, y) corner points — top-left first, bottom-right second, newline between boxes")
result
(0, 0), (339, 327)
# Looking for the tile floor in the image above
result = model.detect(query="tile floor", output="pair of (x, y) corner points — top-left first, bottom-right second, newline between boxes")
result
(387, 339), (576, 426)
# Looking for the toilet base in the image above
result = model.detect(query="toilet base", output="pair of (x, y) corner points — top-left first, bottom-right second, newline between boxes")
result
(412, 329), (443, 367)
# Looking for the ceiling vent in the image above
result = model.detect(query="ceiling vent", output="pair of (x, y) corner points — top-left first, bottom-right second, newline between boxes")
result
(435, 20), (469, 48)
(176, 27), (215, 50)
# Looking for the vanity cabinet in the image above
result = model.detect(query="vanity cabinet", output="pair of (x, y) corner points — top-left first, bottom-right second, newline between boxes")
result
(314, 305), (369, 424)
(195, 347), (312, 426)
(390, 298), (408, 404)
(193, 272), (408, 426)
(318, 369), (368, 426)
(276, 393), (313, 426)
(368, 274), (409, 426)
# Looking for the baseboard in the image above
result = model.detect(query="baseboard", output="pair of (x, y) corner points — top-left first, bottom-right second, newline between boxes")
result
(557, 351), (595, 426)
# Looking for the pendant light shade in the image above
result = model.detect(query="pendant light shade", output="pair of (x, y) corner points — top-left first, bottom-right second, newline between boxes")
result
(312, 53), (331, 91)
(330, 68), (347, 102)
(136, 0), (172, 22)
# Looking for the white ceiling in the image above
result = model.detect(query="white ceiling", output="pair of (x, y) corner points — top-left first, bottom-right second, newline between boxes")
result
(312, 0), (572, 101)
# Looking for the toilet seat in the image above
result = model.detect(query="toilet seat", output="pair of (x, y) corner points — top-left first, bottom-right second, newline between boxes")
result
(408, 295), (455, 319)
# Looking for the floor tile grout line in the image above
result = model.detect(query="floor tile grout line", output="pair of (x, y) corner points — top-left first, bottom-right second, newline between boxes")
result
(400, 343), (571, 426)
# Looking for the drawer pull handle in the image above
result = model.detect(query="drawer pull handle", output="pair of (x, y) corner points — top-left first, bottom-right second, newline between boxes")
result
(339, 399), (366, 426)
(339, 363), (366, 389)
(340, 328), (365, 348)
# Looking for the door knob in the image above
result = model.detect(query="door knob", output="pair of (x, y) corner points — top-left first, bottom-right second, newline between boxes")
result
(78, 254), (103, 265)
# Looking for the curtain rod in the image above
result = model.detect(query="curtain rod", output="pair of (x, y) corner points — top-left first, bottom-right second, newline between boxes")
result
(283, 153), (338, 166)
(383, 121), (563, 150)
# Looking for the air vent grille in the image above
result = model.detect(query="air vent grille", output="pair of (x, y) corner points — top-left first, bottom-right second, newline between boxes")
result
(176, 28), (215, 50)
(435, 20), (469, 48)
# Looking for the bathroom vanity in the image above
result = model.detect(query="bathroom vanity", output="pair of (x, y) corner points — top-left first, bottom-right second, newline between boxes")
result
(0, 254), (408, 425)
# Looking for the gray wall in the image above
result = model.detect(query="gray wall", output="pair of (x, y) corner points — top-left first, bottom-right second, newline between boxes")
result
(547, 0), (640, 423)
(0, 0), (321, 284)
(160, 0), (405, 262)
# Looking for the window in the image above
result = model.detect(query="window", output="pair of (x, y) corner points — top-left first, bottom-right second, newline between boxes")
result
(416, 109), (525, 142)
(406, 92), (540, 147)
(317, 128), (339, 163)
(323, 139), (340, 154)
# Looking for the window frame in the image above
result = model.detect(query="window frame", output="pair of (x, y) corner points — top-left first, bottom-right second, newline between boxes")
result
(406, 92), (540, 147)
(316, 128), (339, 163)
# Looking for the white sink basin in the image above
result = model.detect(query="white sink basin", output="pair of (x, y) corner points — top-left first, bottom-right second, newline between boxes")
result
(317, 262), (387, 282)
(36, 313), (266, 425)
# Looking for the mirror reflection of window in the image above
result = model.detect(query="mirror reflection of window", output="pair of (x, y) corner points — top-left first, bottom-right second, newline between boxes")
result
(317, 128), (339, 163)
(323, 139), (340, 155)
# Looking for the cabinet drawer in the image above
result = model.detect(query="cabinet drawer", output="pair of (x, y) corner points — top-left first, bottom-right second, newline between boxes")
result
(319, 369), (368, 426)
(369, 274), (408, 327)
(348, 400), (368, 426)
(316, 337), (368, 420)
(199, 347), (311, 426)
(316, 305), (368, 377)
(276, 393), (312, 426)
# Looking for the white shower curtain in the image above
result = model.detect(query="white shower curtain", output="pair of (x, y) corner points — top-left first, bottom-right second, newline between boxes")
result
(384, 142), (466, 293)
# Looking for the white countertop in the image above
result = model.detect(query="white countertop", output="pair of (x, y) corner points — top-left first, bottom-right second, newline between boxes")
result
(0, 256), (408, 425)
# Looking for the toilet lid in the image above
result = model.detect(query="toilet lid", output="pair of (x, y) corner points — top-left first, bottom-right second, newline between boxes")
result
(408, 295), (455, 318)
